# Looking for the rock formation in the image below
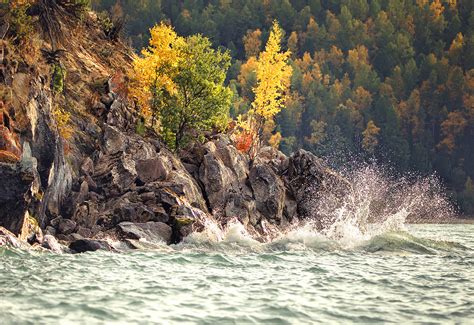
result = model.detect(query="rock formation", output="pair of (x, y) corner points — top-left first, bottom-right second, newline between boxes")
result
(0, 5), (350, 252)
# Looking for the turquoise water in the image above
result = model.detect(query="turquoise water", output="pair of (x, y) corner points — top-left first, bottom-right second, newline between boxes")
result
(1, 224), (473, 324)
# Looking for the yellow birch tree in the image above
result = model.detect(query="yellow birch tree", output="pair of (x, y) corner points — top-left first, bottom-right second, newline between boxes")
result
(236, 20), (292, 155)
(129, 23), (184, 124)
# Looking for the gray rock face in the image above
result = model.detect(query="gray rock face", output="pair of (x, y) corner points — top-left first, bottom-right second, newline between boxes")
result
(136, 158), (168, 183)
(57, 219), (77, 235)
(158, 149), (207, 211)
(2, 74), (73, 231)
(249, 163), (285, 223)
(0, 141), (44, 236)
(80, 157), (94, 176)
(60, 122), (209, 244)
(103, 125), (127, 155)
(72, 202), (100, 229)
(199, 147), (235, 208)
(42, 235), (63, 253)
(193, 138), (304, 231)
(286, 149), (351, 221)
(118, 221), (172, 244)
(0, 70), (350, 247)
(197, 138), (255, 224)
(0, 162), (35, 235)
(26, 83), (72, 226)
(224, 193), (256, 226)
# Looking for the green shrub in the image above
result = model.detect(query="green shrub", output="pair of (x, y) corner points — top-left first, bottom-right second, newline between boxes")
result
(52, 63), (67, 94)
(8, 2), (34, 44)
(97, 10), (123, 40)
(136, 117), (146, 136)
(59, 0), (91, 16)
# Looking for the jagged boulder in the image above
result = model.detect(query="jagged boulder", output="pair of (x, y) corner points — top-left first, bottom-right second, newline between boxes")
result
(158, 149), (207, 211)
(194, 138), (300, 230)
(0, 226), (24, 248)
(57, 218), (77, 235)
(63, 124), (209, 240)
(80, 157), (94, 176)
(198, 138), (253, 219)
(72, 201), (100, 229)
(199, 145), (235, 208)
(224, 192), (256, 226)
(136, 157), (168, 183)
(102, 125), (127, 155)
(286, 149), (351, 221)
(111, 201), (156, 225)
(118, 221), (172, 244)
(213, 135), (249, 183)
(249, 163), (286, 223)
(254, 146), (288, 173)
(42, 235), (63, 253)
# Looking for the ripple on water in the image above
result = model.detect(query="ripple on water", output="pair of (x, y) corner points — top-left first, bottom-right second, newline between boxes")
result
(0, 224), (473, 324)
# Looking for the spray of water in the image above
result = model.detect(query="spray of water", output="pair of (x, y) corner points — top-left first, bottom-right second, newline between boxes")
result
(183, 164), (457, 251)
(292, 164), (456, 248)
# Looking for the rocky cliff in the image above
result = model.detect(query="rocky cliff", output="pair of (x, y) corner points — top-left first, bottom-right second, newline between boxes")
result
(0, 5), (350, 252)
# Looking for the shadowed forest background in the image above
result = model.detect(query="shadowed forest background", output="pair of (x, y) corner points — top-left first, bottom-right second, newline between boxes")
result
(91, 0), (474, 215)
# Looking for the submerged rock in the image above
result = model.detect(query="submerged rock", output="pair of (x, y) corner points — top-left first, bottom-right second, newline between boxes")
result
(69, 239), (113, 253)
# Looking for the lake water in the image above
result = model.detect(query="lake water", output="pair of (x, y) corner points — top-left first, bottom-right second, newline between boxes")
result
(1, 223), (473, 324)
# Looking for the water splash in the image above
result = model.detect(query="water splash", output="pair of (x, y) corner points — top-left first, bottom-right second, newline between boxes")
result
(311, 165), (456, 246)
(181, 164), (459, 253)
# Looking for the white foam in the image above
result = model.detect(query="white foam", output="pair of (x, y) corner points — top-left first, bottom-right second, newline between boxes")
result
(182, 165), (455, 252)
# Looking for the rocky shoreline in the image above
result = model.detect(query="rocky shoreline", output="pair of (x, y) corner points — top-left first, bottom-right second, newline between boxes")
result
(0, 104), (351, 253)
(0, 71), (350, 253)
(0, 71), (466, 254)
(2, 7), (463, 255)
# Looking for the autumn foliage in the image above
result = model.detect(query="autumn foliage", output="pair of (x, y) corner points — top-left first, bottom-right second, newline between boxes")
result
(235, 21), (292, 155)
(129, 23), (183, 123)
(129, 23), (232, 149)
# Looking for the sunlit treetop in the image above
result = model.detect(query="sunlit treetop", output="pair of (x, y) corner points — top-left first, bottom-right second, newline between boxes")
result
(251, 20), (292, 120)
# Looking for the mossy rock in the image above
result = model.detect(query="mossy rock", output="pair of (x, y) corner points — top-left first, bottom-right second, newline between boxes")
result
(174, 216), (195, 228)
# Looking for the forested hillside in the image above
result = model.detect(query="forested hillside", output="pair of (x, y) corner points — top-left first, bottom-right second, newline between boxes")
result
(91, 0), (474, 214)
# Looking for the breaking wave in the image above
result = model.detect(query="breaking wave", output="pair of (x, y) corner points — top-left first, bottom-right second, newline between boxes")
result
(179, 165), (465, 255)
(179, 220), (469, 255)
